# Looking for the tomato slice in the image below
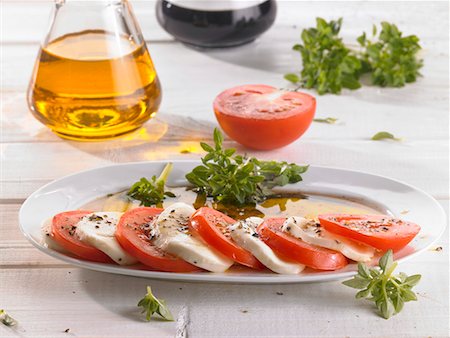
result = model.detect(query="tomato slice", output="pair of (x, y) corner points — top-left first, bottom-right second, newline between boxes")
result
(189, 207), (264, 269)
(116, 207), (201, 272)
(214, 84), (316, 150)
(318, 214), (421, 251)
(257, 218), (348, 270)
(51, 210), (112, 263)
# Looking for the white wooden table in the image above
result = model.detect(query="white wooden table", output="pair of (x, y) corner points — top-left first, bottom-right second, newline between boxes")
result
(1, 1), (449, 337)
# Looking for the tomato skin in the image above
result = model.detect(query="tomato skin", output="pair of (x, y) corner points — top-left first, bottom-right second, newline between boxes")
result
(189, 207), (264, 269)
(257, 218), (348, 270)
(214, 84), (316, 150)
(51, 210), (113, 263)
(116, 207), (201, 272)
(318, 214), (421, 251)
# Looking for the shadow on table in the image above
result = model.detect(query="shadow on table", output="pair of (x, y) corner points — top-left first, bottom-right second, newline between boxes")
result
(184, 33), (434, 109)
(185, 38), (290, 75)
(78, 269), (376, 323)
(63, 113), (218, 163)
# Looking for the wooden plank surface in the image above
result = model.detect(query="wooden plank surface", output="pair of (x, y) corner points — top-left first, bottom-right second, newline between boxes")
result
(1, 260), (448, 338)
(2, 202), (448, 337)
(1, 139), (449, 200)
(1, 1), (449, 337)
(1, 204), (448, 338)
(2, 1), (449, 50)
(2, 38), (449, 112)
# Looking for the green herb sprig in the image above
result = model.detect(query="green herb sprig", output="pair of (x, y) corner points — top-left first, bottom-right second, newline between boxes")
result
(128, 163), (176, 207)
(285, 18), (362, 95)
(286, 18), (422, 94)
(358, 22), (423, 87)
(185, 129), (308, 205)
(343, 250), (421, 319)
(0, 309), (17, 327)
(138, 286), (173, 322)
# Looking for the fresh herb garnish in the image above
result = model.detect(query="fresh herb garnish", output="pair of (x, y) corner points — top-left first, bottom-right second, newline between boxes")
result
(313, 117), (339, 124)
(138, 286), (173, 321)
(285, 18), (362, 95)
(0, 309), (17, 327)
(371, 131), (401, 141)
(128, 163), (176, 207)
(343, 250), (421, 319)
(286, 18), (422, 94)
(358, 22), (423, 87)
(185, 129), (308, 205)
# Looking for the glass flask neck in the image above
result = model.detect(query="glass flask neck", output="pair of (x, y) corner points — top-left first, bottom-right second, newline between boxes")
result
(56, 0), (126, 4)
(45, 0), (143, 47)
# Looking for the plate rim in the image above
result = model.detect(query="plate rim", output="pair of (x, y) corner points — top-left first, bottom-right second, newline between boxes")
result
(18, 160), (448, 284)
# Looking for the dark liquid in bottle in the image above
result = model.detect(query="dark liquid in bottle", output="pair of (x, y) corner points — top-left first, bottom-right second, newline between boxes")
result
(156, 0), (277, 48)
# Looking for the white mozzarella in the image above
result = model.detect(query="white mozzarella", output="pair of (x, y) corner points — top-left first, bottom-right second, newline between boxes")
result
(282, 216), (376, 262)
(153, 203), (233, 272)
(75, 212), (138, 265)
(229, 217), (305, 274)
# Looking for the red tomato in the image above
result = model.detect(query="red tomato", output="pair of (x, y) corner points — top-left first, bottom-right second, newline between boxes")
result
(116, 207), (201, 272)
(318, 214), (421, 251)
(51, 210), (112, 263)
(257, 218), (348, 270)
(189, 207), (264, 269)
(213, 84), (316, 150)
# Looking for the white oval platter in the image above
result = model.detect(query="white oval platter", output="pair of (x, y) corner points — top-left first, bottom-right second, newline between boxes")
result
(19, 161), (446, 284)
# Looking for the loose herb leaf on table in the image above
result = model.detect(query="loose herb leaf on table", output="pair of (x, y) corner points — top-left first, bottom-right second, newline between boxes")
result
(371, 131), (401, 141)
(185, 129), (309, 205)
(0, 309), (17, 327)
(343, 250), (421, 319)
(313, 117), (339, 124)
(128, 163), (176, 207)
(138, 286), (174, 321)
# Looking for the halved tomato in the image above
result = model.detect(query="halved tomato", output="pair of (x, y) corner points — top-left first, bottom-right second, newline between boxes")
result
(257, 218), (348, 270)
(51, 210), (112, 263)
(214, 84), (316, 150)
(116, 207), (201, 272)
(189, 207), (264, 269)
(318, 214), (421, 251)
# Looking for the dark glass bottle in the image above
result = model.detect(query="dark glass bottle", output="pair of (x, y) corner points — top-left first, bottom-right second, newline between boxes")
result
(156, 0), (277, 48)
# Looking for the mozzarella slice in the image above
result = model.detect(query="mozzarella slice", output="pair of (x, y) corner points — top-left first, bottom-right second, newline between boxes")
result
(229, 217), (305, 274)
(282, 216), (376, 262)
(153, 203), (233, 272)
(75, 212), (138, 265)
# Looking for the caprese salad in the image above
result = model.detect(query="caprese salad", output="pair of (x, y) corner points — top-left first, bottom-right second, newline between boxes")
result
(43, 202), (420, 274)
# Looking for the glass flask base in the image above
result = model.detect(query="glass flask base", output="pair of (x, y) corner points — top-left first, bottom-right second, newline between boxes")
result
(180, 38), (257, 49)
(49, 124), (145, 141)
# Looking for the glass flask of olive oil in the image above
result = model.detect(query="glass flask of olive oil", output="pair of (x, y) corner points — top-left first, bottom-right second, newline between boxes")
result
(28, 0), (162, 140)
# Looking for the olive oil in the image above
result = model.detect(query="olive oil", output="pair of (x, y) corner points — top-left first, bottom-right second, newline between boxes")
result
(28, 30), (161, 140)
(85, 188), (381, 220)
